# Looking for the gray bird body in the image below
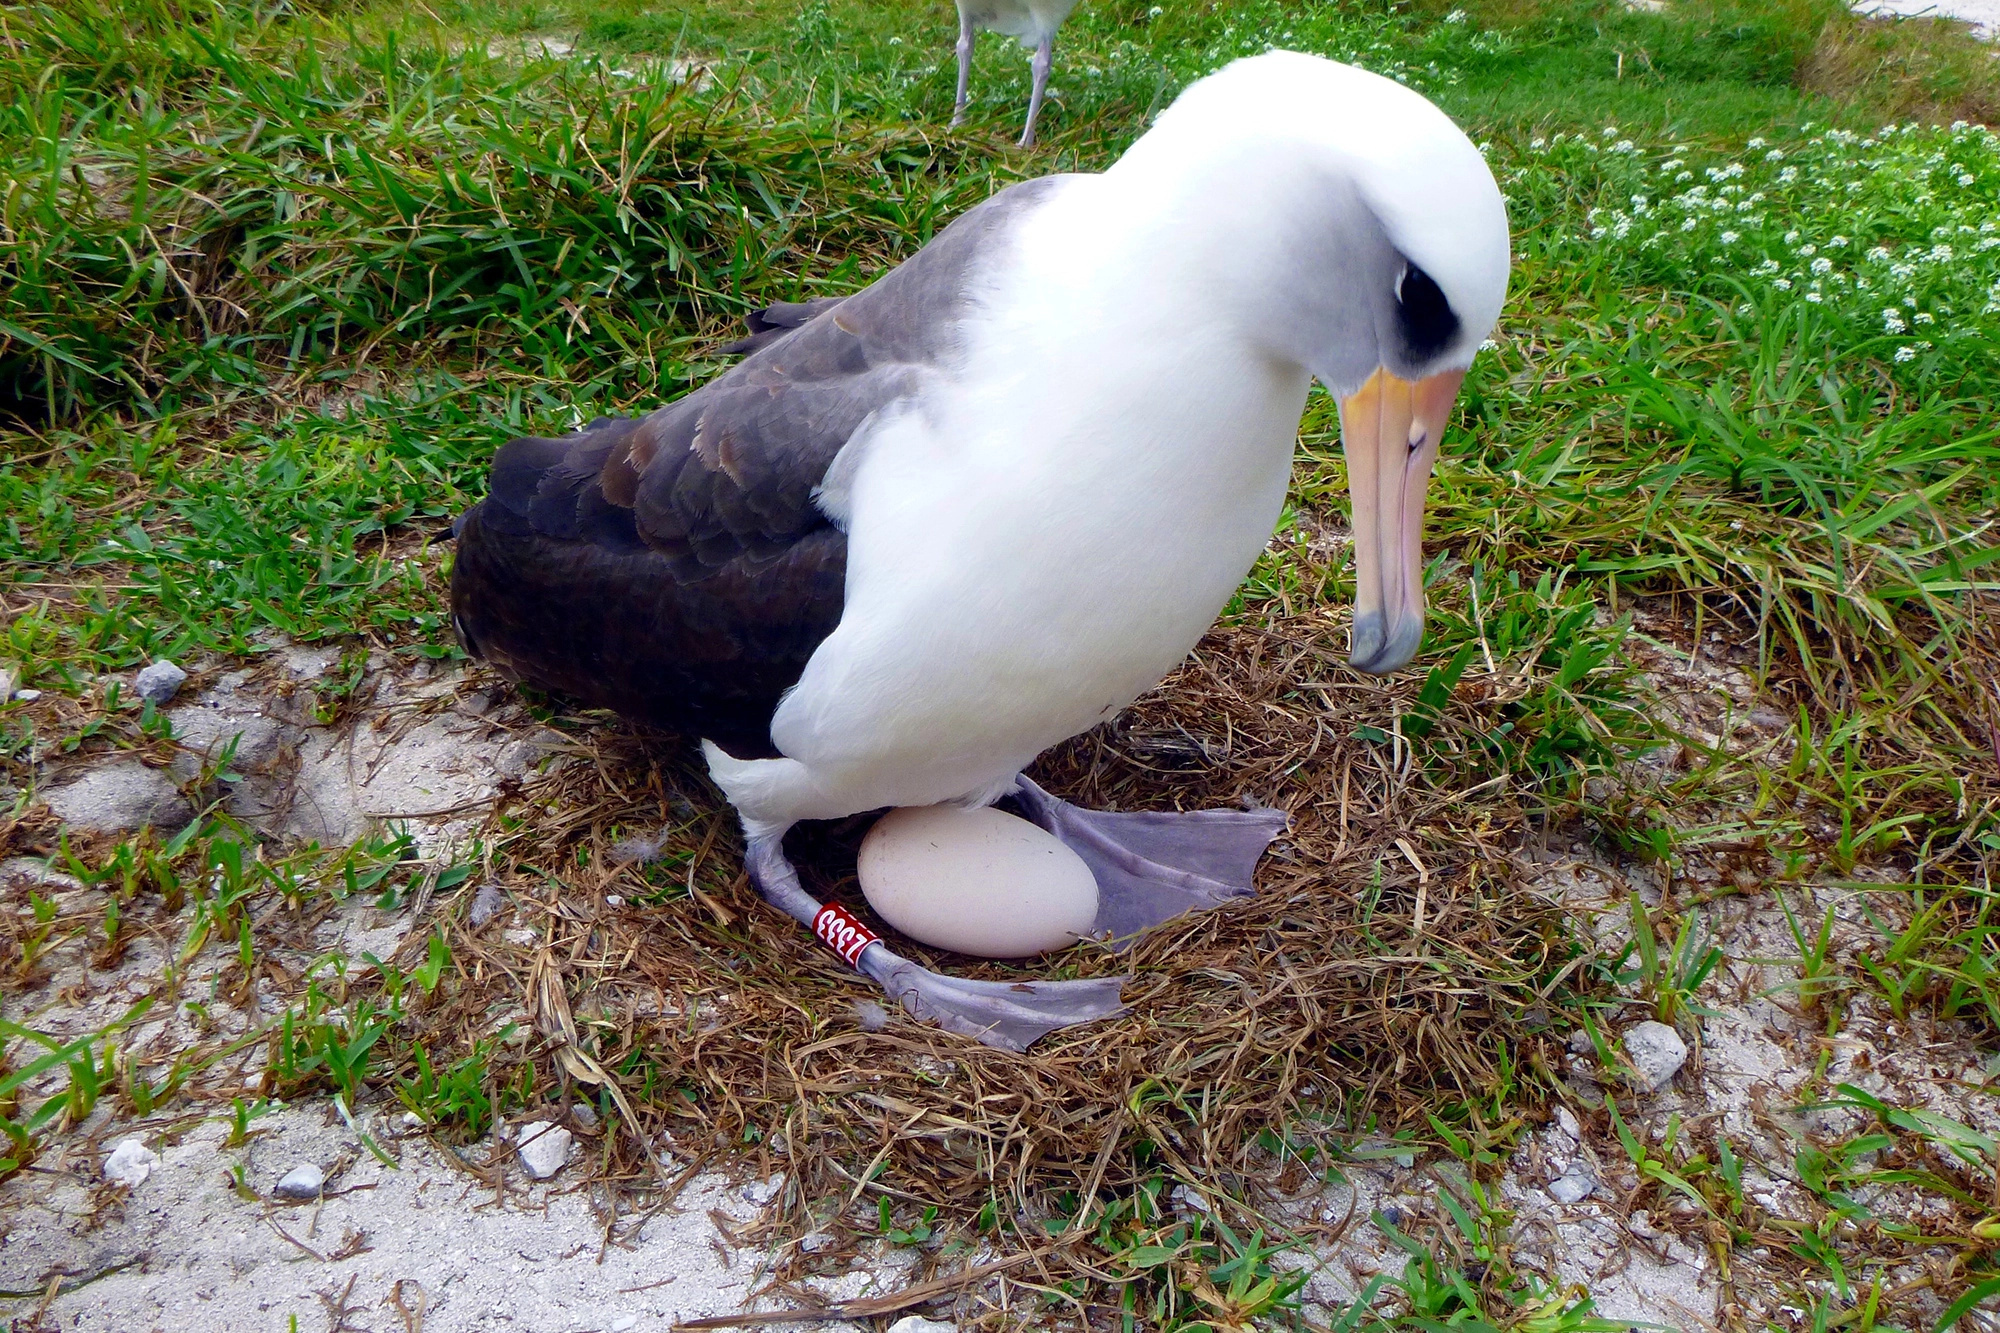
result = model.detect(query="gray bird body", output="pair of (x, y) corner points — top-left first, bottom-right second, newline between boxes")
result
(952, 0), (1081, 146)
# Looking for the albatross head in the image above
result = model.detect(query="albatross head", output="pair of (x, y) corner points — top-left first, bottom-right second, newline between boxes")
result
(1139, 51), (1510, 674)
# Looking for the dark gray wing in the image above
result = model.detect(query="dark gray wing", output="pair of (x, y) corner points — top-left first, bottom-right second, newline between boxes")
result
(450, 174), (1072, 754)
(715, 296), (851, 356)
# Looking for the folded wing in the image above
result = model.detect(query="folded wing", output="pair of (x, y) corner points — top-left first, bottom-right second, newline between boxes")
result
(449, 177), (1068, 756)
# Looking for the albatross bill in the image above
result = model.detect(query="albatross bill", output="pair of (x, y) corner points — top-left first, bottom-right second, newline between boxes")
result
(1340, 367), (1467, 675)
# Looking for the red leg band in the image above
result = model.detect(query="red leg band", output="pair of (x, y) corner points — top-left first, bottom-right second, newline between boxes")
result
(812, 902), (880, 968)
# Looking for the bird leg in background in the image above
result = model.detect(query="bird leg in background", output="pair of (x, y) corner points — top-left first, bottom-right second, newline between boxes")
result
(1020, 34), (1053, 147)
(1005, 776), (1290, 946)
(951, 7), (975, 128)
(742, 834), (1129, 1053)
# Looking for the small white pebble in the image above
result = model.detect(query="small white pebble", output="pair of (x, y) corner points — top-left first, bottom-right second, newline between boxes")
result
(514, 1121), (573, 1179)
(273, 1162), (325, 1201)
(133, 659), (187, 705)
(103, 1138), (158, 1187)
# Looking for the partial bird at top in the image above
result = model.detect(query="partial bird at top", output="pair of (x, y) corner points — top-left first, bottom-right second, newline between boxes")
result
(951, 0), (1081, 146)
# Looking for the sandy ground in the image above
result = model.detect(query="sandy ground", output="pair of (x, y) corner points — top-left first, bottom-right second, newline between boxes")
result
(5, 633), (1999, 1331)
(1855, 0), (2000, 36)
(3, 1103), (880, 1333)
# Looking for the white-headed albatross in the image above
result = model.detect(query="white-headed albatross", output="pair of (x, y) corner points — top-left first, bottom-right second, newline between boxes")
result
(449, 50), (1511, 1052)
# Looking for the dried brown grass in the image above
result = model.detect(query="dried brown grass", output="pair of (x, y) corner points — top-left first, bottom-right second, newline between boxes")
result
(1801, 11), (2000, 126)
(394, 604), (1592, 1306)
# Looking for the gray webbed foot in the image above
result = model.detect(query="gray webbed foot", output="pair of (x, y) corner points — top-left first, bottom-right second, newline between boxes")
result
(1006, 775), (1289, 946)
(744, 831), (1127, 1053)
(863, 950), (1127, 1052)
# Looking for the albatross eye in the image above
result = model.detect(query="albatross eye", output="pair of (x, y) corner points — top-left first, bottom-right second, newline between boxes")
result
(1395, 262), (1459, 361)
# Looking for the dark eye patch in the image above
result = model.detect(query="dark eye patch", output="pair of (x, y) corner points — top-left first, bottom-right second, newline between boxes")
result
(1396, 262), (1459, 362)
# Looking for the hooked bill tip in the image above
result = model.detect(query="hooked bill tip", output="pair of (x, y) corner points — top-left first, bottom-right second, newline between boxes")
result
(1348, 612), (1424, 676)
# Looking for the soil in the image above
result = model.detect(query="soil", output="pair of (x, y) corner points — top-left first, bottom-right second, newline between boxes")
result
(3, 634), (1997, 1332)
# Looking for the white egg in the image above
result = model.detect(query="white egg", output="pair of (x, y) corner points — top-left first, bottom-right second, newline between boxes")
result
(857, 805), (1100, 959)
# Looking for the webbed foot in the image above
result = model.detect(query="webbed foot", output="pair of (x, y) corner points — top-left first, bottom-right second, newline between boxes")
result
(1006, 775), (1289, 946)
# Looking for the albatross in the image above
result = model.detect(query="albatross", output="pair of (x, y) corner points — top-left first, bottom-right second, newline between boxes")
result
(951, 0), (1081, 147)
(449, 50), (1511, 1051)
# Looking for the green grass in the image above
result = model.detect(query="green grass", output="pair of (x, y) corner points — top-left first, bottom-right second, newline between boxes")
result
(6, 0), (2000, 1328)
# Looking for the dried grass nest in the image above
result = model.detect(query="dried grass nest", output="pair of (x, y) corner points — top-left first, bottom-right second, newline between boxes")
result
(400, 603), (1591, 1310)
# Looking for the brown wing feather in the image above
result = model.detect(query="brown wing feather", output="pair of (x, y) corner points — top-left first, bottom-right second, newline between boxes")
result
(448, 176), (1070, 755)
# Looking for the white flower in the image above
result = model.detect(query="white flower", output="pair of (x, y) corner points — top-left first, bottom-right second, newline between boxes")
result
(1681, 217), (1698, 231)
(1914, 311), (1934, 324)
(1773, 278), (1792, 289)
(1958, 173), (1975, 186)
(1612, 139), (1635, 154)
(1866, 246), (1891, 262)
(1602, 125), (1617, 137)
(1784, 230), (1801, 244)
(1779, 167), (1798, 183)
(1952, 119), (1969, 130)
(1445, 7), (1468, 19)
(1799, 243), (1817, 256)
(1747, 136), (1767, 149)
(1721, 230), (1740, 243)
(1676, 171), (1694, 183)
(1766, 149), (1785, 161)
(1894, 346), (1916, 362)
(1479, 338), (1498, 350)
(1591, 226), (1608, 239)
(1661, 159), (1685, 175)
(1753, 259), (1781, 275)
(1928, 244), (1954, 262)
(1530, 137), (1546, 150)
(1883, 309), (1906, 332)
(1805, 292), (1822, 303)
(1829, 235), (1848, 247)
(1811, 257), (1832, 274)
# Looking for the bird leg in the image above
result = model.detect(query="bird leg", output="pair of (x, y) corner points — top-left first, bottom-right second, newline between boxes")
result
(950, 7), (974, 128)
(743, 833), (1128, 1053)
(1005, 776), (1289, 947)
(1019, 34), (1053, 147)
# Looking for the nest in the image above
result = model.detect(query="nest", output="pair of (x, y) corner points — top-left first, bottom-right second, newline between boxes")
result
(398, 597), (1587, 1319)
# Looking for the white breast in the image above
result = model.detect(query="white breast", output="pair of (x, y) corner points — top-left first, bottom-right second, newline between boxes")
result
(767, 178), (1310, 814)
